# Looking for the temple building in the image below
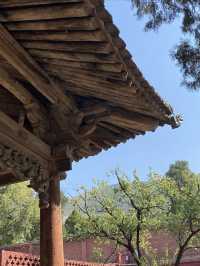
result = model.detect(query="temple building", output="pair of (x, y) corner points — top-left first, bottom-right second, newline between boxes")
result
(0, 0), (180, 265)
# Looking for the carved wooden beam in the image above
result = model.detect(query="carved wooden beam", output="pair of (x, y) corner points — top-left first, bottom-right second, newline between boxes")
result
(0, 110), (55, 207)
(0, 140), (50, 208)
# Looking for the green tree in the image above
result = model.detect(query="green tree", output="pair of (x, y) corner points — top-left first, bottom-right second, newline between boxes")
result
(0, 182), (40, 245)
(71, 170), (165, 266)
(64, 210), (88, 239)
(67, 163), (200, 266)
(158, 161), (200, 266)
(127, 0), (200, 90)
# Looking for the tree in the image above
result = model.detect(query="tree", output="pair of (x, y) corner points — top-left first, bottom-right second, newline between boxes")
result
(0, 182), (40, 245)
(67, 162), (200, 266)
(166, 160), (192, 188)
(128, 0), (200, 90)
(64, 210), (89, 239)
(71, 171), (164, 266)
(159, 161), (200, 266)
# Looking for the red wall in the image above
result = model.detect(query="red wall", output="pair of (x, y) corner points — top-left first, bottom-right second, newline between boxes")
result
(1, 238), (200, 265)
(181, 262), (200, 266)
(1, 239), (120, 263)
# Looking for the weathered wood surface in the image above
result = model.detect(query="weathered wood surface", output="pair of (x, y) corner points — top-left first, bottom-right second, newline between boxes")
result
(0, 0), (178, 165)
(0, 111), (51, 162)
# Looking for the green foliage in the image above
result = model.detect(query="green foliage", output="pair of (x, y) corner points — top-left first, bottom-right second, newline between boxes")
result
(0, 182), (40, 246)
(64, 209), (95, 240)
(128, 0), (200, 90)
(166, 160), (192, 187)
(161, 161), (200, 265)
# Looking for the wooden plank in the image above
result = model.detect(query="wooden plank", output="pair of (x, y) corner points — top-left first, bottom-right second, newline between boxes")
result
(0, 0), (82, 8)
(0, 3), (94, 22)
(57, 79), (162, 118)
(103, 109), (159, 132)
(46, 66), (130, 91)
(5, 17), (98, 31)
(21, 41), (112, 54)
(41, 64), (126, 81)
(37, 58), (123, 73)
(28, 49), (118, 64)
(13, 30), (106, 42)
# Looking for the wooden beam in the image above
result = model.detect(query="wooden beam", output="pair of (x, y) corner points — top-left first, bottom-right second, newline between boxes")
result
(5, 17), (98, 31)
(0, 111), (51, 162)
(28, 49), (117, 64)
(13, 30), (106, 42)
(0, 0), (82, 8)
(0, 67), (49, 135)
(0, 23), (76, 112)
(103, 108), (159, 132)
(0, 67), (37, 106)
(0, 23), (58, 104)
(38, 58), (123, 73)
(21, 41), (112, 55)
(0, 3), (93, 22)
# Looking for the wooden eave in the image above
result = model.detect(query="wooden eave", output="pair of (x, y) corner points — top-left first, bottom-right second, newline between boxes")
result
(0, 0), (180, 170)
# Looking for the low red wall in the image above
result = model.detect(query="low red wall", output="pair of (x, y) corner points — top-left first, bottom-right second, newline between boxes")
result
(181, 262), (200, 266)
(1, 239), (121, 263)
(0, 250), (116, 266)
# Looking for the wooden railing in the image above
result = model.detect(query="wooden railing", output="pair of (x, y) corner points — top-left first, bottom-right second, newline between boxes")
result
(0, 250), (116, 266)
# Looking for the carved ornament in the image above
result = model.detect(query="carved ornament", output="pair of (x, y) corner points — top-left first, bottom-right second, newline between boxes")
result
(0, 143), (50, 208)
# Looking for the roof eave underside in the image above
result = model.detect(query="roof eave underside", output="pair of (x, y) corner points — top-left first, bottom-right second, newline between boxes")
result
(0, 0), (180, 161)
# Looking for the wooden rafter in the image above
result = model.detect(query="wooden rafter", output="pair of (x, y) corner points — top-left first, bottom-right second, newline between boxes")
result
(0, 23), (77, 113)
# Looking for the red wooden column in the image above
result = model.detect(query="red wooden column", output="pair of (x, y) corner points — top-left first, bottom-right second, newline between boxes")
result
(40, 176), (65, 266)
(40, 207), (50, 266)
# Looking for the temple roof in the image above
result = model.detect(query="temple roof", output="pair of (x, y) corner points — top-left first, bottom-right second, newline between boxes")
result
(0, 0), (180, 170)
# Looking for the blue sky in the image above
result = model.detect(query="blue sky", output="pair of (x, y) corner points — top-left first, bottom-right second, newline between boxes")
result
(61, 0), (200, 195)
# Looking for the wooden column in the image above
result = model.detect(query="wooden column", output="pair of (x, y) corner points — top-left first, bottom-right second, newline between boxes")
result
(40, 207), (50, 266)
(40, 177), (65, 266)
